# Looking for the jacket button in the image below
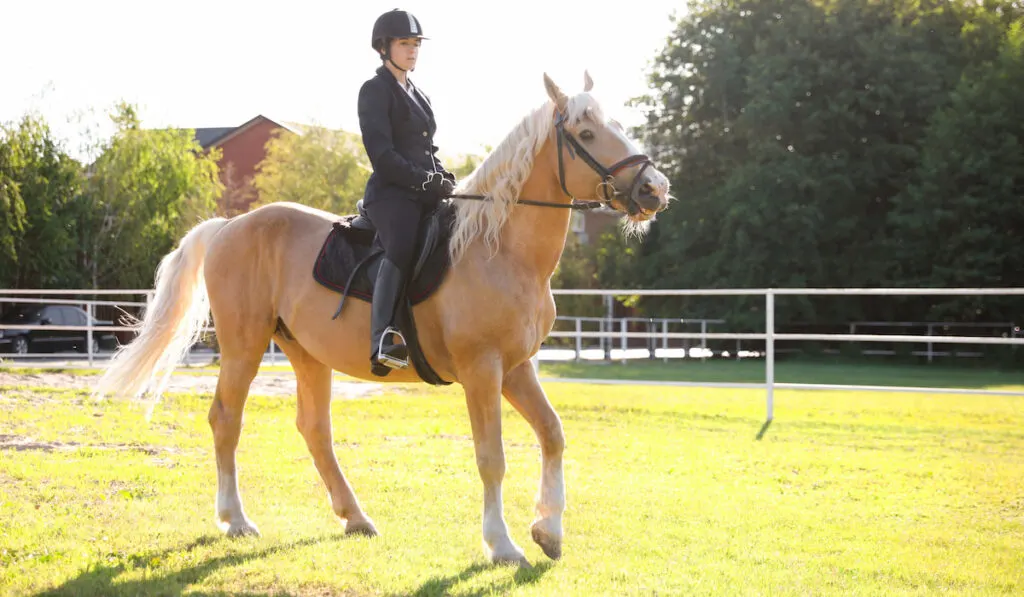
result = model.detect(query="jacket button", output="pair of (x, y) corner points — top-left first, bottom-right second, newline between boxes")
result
(422, 131), (428, 137)
(424, 150), (430, 155)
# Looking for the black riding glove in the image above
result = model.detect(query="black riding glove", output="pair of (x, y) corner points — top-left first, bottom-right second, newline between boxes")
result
(422, 173), (456, 199)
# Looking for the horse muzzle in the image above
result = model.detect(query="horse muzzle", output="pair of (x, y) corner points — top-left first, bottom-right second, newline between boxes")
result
(620, 168), (670, 219)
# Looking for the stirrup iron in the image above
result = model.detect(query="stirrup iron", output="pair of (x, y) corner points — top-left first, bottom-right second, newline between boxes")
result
(377, 327), (408, 369)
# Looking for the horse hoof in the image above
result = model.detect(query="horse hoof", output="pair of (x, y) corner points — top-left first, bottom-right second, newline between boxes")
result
(345, 519), (379, 537)
(488, 540), (531, 569)
(531, 521), (562, 560)
(492, 553), (532, 569)
(224, 520), (260, 538)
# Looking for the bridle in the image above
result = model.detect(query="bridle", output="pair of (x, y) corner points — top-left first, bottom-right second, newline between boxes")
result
(450, 109), (655, 212)
(553, 109), (654, 212)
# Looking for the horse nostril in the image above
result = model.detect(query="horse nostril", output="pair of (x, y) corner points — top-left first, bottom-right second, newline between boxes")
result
(640, 182), (654, 195)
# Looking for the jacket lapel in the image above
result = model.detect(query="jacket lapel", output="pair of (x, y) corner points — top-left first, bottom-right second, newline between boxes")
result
(376, 66), (435, 128)
(402, 84), (433, 126)
(412, 86), (434, 120)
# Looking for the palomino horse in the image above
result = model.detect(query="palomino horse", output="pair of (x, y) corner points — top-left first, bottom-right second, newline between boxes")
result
(95, 72), (671, 567)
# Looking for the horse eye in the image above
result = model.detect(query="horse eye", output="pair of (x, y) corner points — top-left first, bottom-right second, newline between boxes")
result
(579, 130), (595, 141)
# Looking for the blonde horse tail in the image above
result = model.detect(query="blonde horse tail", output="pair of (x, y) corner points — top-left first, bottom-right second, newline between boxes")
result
(95, 217), (230, 405)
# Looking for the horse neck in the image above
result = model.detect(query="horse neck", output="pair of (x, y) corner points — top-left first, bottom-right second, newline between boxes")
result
(499, 142), (573, 282)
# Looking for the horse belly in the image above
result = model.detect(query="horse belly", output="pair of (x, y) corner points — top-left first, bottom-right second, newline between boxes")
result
(281, 289), (443, 383)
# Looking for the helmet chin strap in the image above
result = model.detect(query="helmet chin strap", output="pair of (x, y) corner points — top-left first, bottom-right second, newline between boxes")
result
(382, 48), (412, 73)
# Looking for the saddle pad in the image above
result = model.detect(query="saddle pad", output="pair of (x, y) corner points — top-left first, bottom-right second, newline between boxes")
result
(312, 214), (451, 305)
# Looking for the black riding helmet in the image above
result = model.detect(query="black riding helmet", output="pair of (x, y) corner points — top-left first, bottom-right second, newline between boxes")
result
(371, 9), (427, 54)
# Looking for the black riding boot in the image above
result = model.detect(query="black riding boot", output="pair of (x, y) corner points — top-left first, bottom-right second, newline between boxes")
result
(370, 257), (409, 376)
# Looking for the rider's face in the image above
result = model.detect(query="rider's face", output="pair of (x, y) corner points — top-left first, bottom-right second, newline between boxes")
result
(387, 37), (420, 71)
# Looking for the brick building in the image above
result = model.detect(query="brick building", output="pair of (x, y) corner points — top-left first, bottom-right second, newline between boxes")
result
(193, 115), (302, 216)
(571, 209), (622, 245)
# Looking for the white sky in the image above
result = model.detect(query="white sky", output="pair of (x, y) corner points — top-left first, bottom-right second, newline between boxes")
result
(1, 0), (684, 159)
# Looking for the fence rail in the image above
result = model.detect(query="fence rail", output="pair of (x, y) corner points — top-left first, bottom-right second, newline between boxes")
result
(2, 288), (1023, 420)
(557, 288), (1024, 418)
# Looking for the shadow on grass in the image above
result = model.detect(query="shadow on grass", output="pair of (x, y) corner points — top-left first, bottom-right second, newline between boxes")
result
(33, 534), (344, 597)
(755, 419), (773, 440)
(34, 534), (553, 597)
(399, 561), (553, 597)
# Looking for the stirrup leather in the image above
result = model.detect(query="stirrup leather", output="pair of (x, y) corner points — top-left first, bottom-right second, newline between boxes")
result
(376, 326), (408, 369)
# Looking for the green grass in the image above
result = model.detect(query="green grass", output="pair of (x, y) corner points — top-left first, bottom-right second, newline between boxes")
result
(540, 358), (1024, 389)
(9, 357), (1024, 391)
(1, 374), (1023, 596)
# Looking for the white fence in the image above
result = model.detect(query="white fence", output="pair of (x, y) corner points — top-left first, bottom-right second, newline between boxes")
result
(549, 316), (1019, 362)
(0, 289), (285, 367)
(549, 288), (1024, 420)
(549, 315), (728, 362)
(2, 288), (1023, 421)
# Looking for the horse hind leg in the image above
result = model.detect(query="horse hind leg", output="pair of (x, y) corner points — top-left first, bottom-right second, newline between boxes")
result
(208, 352), (263, 537)
(280, 339), (378, 537)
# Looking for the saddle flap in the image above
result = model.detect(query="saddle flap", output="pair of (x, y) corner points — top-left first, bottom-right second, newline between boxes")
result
(313, 202), (456, 306)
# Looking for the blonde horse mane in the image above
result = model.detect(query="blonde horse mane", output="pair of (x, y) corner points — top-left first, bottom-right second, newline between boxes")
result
(448, 92), (606, 265)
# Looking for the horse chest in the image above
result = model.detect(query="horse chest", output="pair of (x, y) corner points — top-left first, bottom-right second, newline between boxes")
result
(459, 281), (552, 356)
(506, 293), (555, 354)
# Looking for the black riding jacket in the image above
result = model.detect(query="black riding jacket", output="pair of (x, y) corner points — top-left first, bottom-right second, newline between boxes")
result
(357, 65), (452, 206)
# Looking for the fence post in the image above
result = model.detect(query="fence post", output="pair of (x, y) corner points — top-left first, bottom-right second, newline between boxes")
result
(927, 323), (934, 364)
(700, 320), (708, 360)
(662, 320), (669, 363)
(598, 318), (604, 361)
(604, 294), (613, 360)
(620, 318), (627, 364)
(575, 318), (582, 361)
(766, 290), (775, 422)
(648, 319), (655, 360)
(86, 301), (95, 367)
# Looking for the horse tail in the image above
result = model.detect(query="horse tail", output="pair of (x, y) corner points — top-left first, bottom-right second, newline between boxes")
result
(95, 217), (230, 404)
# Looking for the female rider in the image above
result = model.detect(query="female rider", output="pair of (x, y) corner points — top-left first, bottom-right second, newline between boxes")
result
(357, 9), (456, 376)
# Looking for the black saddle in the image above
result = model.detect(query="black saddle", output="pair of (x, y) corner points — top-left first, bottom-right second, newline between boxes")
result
(312, 199), (455, 385)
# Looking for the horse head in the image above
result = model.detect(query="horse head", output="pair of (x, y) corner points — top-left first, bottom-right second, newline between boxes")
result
(542, 71), (671, 226)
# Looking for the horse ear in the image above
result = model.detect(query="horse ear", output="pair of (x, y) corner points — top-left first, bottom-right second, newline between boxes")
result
(543, 72), (569, 112)
(583, 70), (594, 92)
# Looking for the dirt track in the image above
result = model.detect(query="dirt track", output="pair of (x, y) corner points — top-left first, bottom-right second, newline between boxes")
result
(0, 370), (384, 399)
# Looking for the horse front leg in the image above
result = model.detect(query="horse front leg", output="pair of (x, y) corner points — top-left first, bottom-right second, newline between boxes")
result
(461, 358), (529, 567)
(502, 360), (565, 560)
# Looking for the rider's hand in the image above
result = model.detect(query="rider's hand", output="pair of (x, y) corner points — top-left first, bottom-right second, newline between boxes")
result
(422, 173), (455, 199)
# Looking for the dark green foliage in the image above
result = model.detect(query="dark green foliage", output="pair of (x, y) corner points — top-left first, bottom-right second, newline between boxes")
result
(613, 0), (1023, 332)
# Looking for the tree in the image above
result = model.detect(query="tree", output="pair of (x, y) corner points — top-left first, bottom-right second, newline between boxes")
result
(251, 125), (369, 215)
(0, 114), (82, 289)
(74, 103), (222, 289)
(551, 227), (643, 322)
(888, 20), (1024, 322)
(0, 140), (26, 280)
(628, 0), (1014, 328)
(442, 151), (486, 181)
